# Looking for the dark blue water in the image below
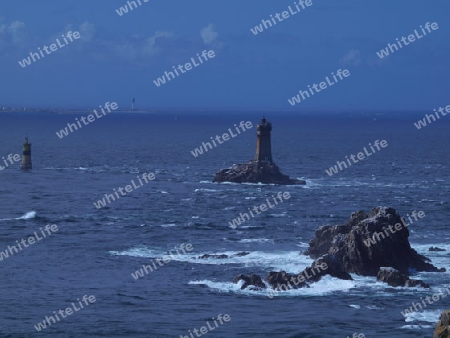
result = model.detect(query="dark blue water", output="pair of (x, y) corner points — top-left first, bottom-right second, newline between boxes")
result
(0, 112), (449, 337)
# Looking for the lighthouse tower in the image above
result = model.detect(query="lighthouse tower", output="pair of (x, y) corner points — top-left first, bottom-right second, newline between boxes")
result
(254, 117), (273, 163)
(132, 97), (135, 111)
(20, 137), (32, 170)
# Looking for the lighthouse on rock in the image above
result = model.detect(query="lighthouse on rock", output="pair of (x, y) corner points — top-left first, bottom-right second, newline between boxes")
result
(213, 117), (305, 185)
(254, 117), (273, 163)
(20, 137), (32, 170)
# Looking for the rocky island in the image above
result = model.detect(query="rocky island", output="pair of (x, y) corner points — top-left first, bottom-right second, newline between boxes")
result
(233, 206), (445, 291)
(213, 117), (305, 185)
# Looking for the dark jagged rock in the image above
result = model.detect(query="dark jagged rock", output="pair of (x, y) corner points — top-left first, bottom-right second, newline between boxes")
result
(377, 267), (429, 288)
(314, 254), (352, 281)
(265, 270), (308, 290)
(213, 161), (305, 185)
(198, 252), (250, 259)
(233, 274), (266, 290)
(305, 206), (445, 276)
(434, 310), (450, 338)
(198, 254), (228, 259)
(233, 252), (250, 257)
(430, 247), (446, 252)
(233, 207), (444, 293)
(233, 259), (333, 291)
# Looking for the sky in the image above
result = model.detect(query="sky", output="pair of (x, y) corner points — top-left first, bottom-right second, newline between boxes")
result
(0, 0), (449, 111)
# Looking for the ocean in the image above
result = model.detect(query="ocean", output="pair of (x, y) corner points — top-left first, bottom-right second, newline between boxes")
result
(0, 111), (449, 337)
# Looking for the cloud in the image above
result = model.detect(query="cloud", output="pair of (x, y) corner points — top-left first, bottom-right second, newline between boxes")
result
(54, 22), (94, 43)
(7, 20), (26, 44)
(201, 23), (218, 45)
(142, 31), (174, 56)
(110, 40), (139, 59)
(340, 49), (361, 66)
(79, 22), (95, 42)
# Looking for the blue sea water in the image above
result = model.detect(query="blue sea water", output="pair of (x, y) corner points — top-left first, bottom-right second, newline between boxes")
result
(0, 111), (449, 337)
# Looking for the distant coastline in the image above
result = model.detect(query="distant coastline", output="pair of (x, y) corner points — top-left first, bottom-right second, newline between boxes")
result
(0, 108), (155, 114)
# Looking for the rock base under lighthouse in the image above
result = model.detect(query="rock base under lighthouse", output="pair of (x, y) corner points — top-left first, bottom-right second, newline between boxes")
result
(213, 161), (305, 185)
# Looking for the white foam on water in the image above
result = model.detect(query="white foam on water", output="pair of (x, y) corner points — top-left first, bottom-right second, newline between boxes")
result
(110, 248), (312, 272)
(269, 213), (287, 217)
(0, 211), (39, 221)
(194, 188), (219, 192)
(189, 275), (356, 298)
(403, 309), (442, 324)
(238, 238), (274, 244)
(410, 243), (450, 273)
(18, 211), (36, 220)
(189, 250), (315, 272)
(109, 247), (193, 261)
(400, 324), (433, 329)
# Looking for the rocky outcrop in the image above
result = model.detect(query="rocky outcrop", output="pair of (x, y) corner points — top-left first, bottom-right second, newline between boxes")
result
(233, 274), (266, 290)
(233, 207), (444, 293)
(197, 252), (249, 259)
(213, 161), (305, 185)
(234, 256), (341, 291)
(430, 247), (446, 252)
(434, 310), (450, 338)
(305, 207), (444, 276)
(377, 267), (429, 288)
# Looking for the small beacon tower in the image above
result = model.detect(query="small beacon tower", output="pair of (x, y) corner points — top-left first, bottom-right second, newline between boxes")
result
(21, 137), (32, 170)
(254, 117), (273, 163)
(132, 97), (135, 111)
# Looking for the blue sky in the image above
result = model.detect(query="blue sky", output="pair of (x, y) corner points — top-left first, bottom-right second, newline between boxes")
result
(1, 0), (449, 111)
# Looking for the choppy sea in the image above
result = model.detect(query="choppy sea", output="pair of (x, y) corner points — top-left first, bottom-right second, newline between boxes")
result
(0, 111), (449, 337)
